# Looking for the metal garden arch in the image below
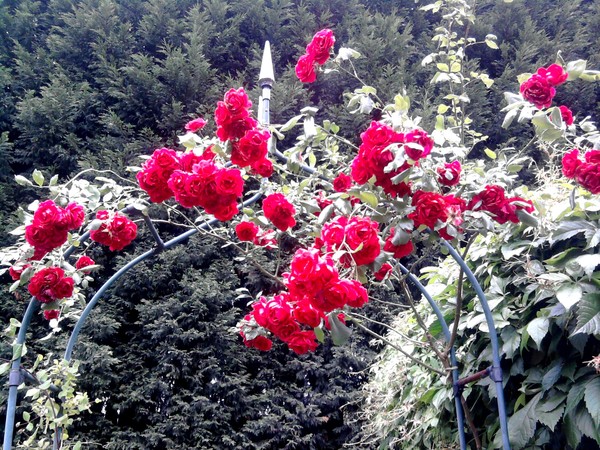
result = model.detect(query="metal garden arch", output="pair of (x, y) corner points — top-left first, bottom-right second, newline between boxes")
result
(2, 42), (511, 450)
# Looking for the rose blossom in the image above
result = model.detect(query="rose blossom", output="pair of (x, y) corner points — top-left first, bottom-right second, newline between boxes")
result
(536, 63), (568, 86)
(384, 229), (414, 259)
(306, 29), (335, 65)
(295, 54), (317, 83)
(333, 173), (352, 192)
(284, 330), (319, 354)
(251, 158), (274, 178)
(231, 129), (269, 167)
(242, 334), (273, 351)
(520, 74), (555, 109)
(75, 256), (95, 273)
(374, 263), (393, 281)
(236, 221), (259, 242)
(262, 193), (296, 231)
(404, 129), (434, 161)
(184, 117), (207, 132)
(437, 161), (462, 187)
(90, 211), (138, 251)
(562, 149), (581, 178)
(28, 267), (74, 303)
(43, 309), (60, 321)
(9, 264), (30, 281)
(576, 163), (600, 194)
(585, 150), (600, 164)
(558, 105), (574, 126)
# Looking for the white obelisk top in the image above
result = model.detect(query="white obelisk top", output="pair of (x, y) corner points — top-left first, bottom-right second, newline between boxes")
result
(259, 41), (275, 88)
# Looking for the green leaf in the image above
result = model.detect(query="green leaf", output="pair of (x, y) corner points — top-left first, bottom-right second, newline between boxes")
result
(564, 412), (582, 448)
(565, 380), (586, 415)
(566, 60), (587, 80)
(508, 391), (542, 448)
(357, 191), (378, 208)
(526, 317), (549, 349)
(22, 411), (30, 422)
(573, 254), (600, 279)
(329, 313), (352, 346)
(542, 361), (563, 391)
(0, 362), (10, 376)
(552, 221), (596, 243)
(14, 175), (32, 186)
(279, 114), (302, 133)
(585, 377), (600, 426)
(574, 293), (600, 336)
(32, 169), (44, 186)
(419, 388), (438, 404)
(484, 148), (496, 159)
(485, 38), (499, 49)
(49, 174), (59, 186)
(314, 326), (325, 343)
(556, 283), (583, 311)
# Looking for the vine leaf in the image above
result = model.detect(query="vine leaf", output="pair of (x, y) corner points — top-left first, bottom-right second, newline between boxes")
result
(573, 293), (600, 336)
(526, 317), (549, 349)
(585, 377), (600, 426)
(508, 391), (542, 448)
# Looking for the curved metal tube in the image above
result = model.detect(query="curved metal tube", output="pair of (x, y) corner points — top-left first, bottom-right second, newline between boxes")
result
(441, 240), (510, 450)
(398, 264), (467, 450)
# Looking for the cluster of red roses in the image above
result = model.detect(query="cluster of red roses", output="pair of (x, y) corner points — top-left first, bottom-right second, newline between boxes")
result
(239, 248), (368, 354)
(25, 200), (85, 258)
(316, 216), (381, 266)
(295, 29), (335, 83)
(350, 121), (435, 198)
(562, 149), (600, 194)
(137, 146), (245, 222)
(519, 63), (573, 124)
(90, 210), (138, 251)
(235, 221), (277, 249)
(215, 88), (273, 178)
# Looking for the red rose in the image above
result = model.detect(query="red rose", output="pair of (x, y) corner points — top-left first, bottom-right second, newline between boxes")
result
(343, 217), (381, 266)
(75, 256), (95, 273)
(285, 330), (318, 354)
(236, 221), (259, 242)
(404, 129), (434, 161)
(468, 185), (507, 213)
(260, 295), (300, 339)
(231, 129), (269, 167)
(286, 248), (338, 299)
(585, 150), (600, 164)
(333, 173), (352, 192)
(251, 158), (274, 178)
(242, 334), (272, 351)
(384, 230), (414, 259)
(215, 168), (244, 197)
(28, 267), (74, 303)
(210, 202), (239, 222)
(345, 280), (369, 308)
(293, 299), (323, 328)
(43, 309), (60, 321)
(437, 160), (462, 186)
(9, 264), (30, 281)
(536, 64), (568, 87)
(351, 156), (372, 184)
(558, 105), (574, 126)
(223, 87), (252, 116)
(295, 54), (317, 83)
(576, 163), (600, 194)
(409, 191), (449, 230)
(562, 149), (581, 178)
(361, 121), (401, 149)
(306, 29), (335, 65)
(253, 229), (277, 249)
(137, 148), (180, 203)
(374, 263), (393, 281)
(520, 74), (555, 109)
(90, 211), (137, 251)
(185, 117), (207, 132)
(262, 193), (296, 231)
(25, 223), (68, 253)
(32, 200), (63, 228)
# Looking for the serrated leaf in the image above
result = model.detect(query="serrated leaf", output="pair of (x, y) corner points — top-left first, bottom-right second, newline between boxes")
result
(542, 361), (564, 391)
(574, 293), (600, 336)
(556, 283), (583, 311)
(32, 169), (44, 186)
(508, 391), (542, 448)
(329, 313), (352, 346)
(585, 377), (600, 426)
(565, 380), (586, 415)
(527, 317), (549, 349)
(552, 220), (596, 243)
(573, 254), (600, 279)
(536, 401), (564, 431)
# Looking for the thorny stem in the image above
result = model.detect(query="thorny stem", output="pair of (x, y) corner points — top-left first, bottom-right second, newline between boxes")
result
(350, 318), (446, 376)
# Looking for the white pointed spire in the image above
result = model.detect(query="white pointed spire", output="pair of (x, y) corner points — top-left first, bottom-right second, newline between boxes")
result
(259, 41), (275, 88)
